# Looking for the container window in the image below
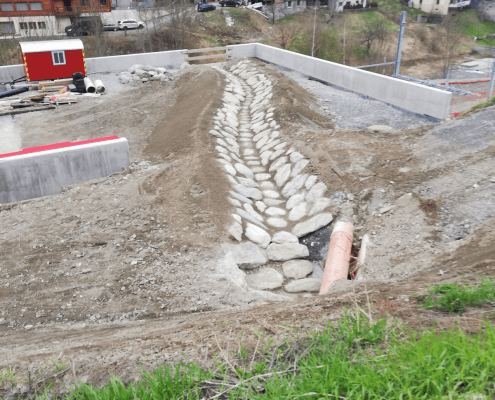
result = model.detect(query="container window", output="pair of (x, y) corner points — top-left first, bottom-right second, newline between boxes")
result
(52, 51), (66, 65)
(29, 1), (43, 9)
(0, 3), (14, 11)
(15, 2), (29, 10)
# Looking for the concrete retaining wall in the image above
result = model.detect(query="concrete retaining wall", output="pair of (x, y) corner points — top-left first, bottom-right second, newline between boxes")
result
(250, 44), (452, 120)
(1, 43), (451, 118)
(0, 138), (130, 203)
(86, 49), (186, 74)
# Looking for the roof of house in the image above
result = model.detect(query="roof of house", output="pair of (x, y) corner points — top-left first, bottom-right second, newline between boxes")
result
(19, 39), (84, 54)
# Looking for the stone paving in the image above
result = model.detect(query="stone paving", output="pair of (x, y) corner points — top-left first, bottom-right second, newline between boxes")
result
(211, 60), (335, 295)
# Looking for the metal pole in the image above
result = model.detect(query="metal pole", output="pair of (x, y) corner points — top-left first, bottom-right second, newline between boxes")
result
(487, 58), (495, 100)
(393, 11), (406, 76)
(445, 72), (450, 88)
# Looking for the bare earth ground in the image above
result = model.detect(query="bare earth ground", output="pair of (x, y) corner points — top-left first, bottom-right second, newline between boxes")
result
(1, 60), (495, 397)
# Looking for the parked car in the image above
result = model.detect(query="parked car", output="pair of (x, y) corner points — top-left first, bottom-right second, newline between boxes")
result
(219, 0), (243, 6)
(117, 19), (145, 30)
(103, 22), (118, 31)
(65, 17), (103, 36)
(197, 2), (216, 11)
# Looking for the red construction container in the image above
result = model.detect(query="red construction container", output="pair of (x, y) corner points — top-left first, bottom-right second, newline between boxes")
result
(19, 39), (87, 82)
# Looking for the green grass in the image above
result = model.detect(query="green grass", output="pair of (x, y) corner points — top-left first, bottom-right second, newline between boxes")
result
(32, 312), (495, 400)
(203, 10), (226, 27)
(422, 278), (495, 314)
(226, 8), (253, 27)
(275, 14), (295, 24)
(455, 10), (495, 47)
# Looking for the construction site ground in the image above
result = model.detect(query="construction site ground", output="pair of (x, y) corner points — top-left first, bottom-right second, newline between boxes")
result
(1, 60), (495, 397)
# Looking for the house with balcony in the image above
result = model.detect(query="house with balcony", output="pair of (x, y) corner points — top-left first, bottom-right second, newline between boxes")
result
(0, 0), (110, 37)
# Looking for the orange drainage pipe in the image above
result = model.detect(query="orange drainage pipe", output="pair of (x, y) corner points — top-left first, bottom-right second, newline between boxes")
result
(319, 221), (353, 295)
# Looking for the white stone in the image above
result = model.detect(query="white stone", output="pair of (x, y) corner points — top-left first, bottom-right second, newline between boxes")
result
(292, 213), (333, 238)
(309, 197), (331, 216)
(265, 207), (286, 216)
(216, 254), (248, 291)
(216, 145), (229, 155)
(261, 151), (273, 166)
(263, 190), (280, 199)
(272, 231), (299, 244)
(266, 243), (309, 261)
(255, 173), (271, 181)
(305, 175), (317, 190)
(235, 163), (254, 179)
(267, 218), (288, 228)
(229, 197), (242, 207)
(224, 164), (237, 176)
(291, 159), (309, 177)
(236, 208), (267, 229)
(264, 198), (285, 206)
(286, 192), (305, 209)
(284, 278), (322, 293)
(219, 153), (232, 162)
(227, 175), (237, 185)
(274, 142), (286, 151)
(232, 214), (242, 224)
(270, 149), (285, 161)
(282, 174), (308, 198)
(246, 268), (284, 290)
(230, 190), (253, 205)
(243, 149), (255, 156)
(238, 177), (259, 188)
(289, 202), (307, 221)
(256, 135), (269, 149)
(235, 184), (262, 200)
(255, 201), (267, 212)
(243, 203), (264, 222)
(229, 222), (243, 241)
(282, 260), (313, 279)
(290, 151), (304, 163)
(306, 182), (327, 202)
(275, 164), (291, 187)
(227, 242), (268, 270)
(247, 161), (261, 166)
(245, 223), (271, 249)
(260, 181), (274, 190)
(269, 156), (287, 173)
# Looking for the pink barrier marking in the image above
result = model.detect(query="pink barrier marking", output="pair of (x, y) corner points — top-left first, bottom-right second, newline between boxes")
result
(0, 136), (120, 159)
(450, 111), (463, 118)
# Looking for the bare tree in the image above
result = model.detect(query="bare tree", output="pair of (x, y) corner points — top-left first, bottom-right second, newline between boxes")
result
(441, 15), (461, 78)
(357, 12), (387, 55)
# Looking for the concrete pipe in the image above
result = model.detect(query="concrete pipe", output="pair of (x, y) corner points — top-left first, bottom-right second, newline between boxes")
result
(319, 221), (353, 295)
(83, 77), (96, 94)
(94, 79), (105, 94)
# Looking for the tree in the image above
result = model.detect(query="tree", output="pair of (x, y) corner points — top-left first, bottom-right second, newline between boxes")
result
(357, 12), (388, 55)
(441, 15), (461, 78)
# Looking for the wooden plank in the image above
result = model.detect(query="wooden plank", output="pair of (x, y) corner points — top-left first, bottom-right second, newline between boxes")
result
(0, 105), (55, 117)
(38, 78), (73, 86)
(186, 53), (229, 61)
(183, 46), (228, 54)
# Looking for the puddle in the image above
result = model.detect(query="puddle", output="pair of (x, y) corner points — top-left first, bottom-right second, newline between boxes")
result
(0, 115), (22, 154)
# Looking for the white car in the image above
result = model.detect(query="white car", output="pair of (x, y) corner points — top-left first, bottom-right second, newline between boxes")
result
(117, 19), (145, 30)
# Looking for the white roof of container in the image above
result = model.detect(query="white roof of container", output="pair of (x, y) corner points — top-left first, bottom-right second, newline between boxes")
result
(19, 39), (84, 54)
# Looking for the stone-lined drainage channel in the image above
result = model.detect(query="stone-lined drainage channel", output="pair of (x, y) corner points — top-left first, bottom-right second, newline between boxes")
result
(212, 60), (335, 295)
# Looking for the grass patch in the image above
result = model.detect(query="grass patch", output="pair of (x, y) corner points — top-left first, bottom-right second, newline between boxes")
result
(203, 10), (226, 27)
(226, 8), (253, 27)
(352, 44), (367, 58)
(33, 313), (495, 399)
(456, 10), (495, 47)
(422, 278), (495, 313)
(275, 14), (295, 24)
